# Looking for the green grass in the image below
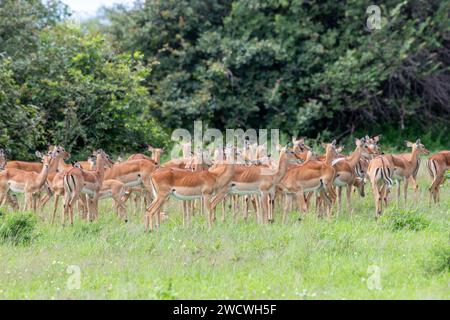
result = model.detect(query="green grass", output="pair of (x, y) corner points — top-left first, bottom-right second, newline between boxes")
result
(0, 167), (449, 300)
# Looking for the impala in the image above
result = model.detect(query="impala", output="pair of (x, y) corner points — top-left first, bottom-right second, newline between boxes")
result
(210, 147), (298, 224)
(278, 152), (337, 222)
(87, 156), (130, 222)
(330, 138), (371, 216)
(383, 139), (429, 205)
(367, 155), (394, 217)
(145, 154), (235, 231)
(0, 150), (56, 211)
(63, 149), (113, 225)
(427, 150), (450, 204)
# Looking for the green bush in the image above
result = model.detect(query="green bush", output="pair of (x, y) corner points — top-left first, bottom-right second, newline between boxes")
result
(423, 243), (450, 274)
(0, 211), (37, 245)
(380, 208), (430, 232)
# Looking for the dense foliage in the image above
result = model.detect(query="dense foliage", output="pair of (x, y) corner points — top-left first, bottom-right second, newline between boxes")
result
(1, 0), (449, 159)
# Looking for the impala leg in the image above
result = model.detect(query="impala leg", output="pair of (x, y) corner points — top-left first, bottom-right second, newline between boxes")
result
(372, 184), (381, 218)
(403, 178), (409, 206)
(295, 191), (307, 215)
(337, 186), (342, 216)
(346, 184), (352, 217)
(221, 196), (226, 222)
(182, 201), (187, 227)
(51, 194), (60, 225)
(203, 194), (213, 229)
(260, 191), (270, 224)
(282, 193), (288, 224)
(145, 196), (167, 232)
(243, 195), (249, 222)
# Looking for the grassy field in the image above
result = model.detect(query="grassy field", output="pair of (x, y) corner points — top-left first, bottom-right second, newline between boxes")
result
(0, 167), (448, 300)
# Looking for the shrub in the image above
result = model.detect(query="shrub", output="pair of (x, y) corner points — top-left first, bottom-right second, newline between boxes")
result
(380, 208), (430, 232)
(423, 243), (450, 274)
(0, 211), (37, 245)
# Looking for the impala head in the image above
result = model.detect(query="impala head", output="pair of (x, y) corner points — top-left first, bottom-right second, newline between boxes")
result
(292, 137), (310, 152)
(53, 145), (70, 160)
(36, 150), (55, 168)
(405, 139), (429, 155)
(147, 145), (163, 163)
(72, 161), (83, 169)
(335, 145), (345, 154)
(92, 149), (114, 167)
(322, 139), (338, 158)
(365, 135), (382, 155)
(305, 150), (317, 161)
(281, 144), (298, 163)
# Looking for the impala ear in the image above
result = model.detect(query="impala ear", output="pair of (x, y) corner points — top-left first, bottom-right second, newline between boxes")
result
(404, 140), (414, 147)
(0, 148), (4, 156)
(416, 138), (421, 144)
(373, 135), (381, 142)
(292, 136), (297, 144)
(355, 138), (361, 146)
(35, 151), (43, 159)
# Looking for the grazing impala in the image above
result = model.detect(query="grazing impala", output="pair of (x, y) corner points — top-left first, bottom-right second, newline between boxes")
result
(427, 150), (450, 204)
(0, 150), (56, 211)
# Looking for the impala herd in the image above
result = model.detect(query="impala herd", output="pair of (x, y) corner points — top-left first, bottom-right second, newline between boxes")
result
(0, 136), (448, 232)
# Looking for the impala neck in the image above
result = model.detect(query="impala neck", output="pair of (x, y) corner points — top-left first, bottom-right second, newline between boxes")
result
(325, 146), (336, 165)
(36, 160), (51, 188)
(408, 147), (420, 168)
(47, 155), (60, 173)
(274, 151), (289, 184)
(347, 146), (362, 169)
(211, 163), (235, 188)
(96, 154), (105, 183)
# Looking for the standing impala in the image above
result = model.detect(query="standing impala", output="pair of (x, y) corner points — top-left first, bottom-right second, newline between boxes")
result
(145, 155), (235, 232)
(330, 138), (371, 216)
(367, 155), (394, 217)
(63, 149), (113, 225)
(210, 147), (298, 224)
(427, 150), (450, 204)
(86, 155), (130, 222)
(0, 150), (56, 211)
(383, 139), (429, 206)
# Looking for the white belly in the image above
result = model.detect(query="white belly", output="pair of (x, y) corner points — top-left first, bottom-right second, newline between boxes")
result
(82, 188), (96, 196)
(334, 178), (347, 187)
(124, 180), (142, 188)
(171, 191), (202, 201)
(9, 182), (25, 193)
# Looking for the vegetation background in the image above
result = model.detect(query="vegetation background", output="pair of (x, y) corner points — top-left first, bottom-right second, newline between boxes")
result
(1, 0), (449, 160)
